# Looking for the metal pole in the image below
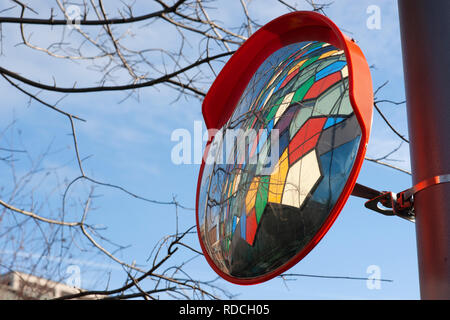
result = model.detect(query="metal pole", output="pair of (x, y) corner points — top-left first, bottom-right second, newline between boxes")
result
(398, 0), (450, 299)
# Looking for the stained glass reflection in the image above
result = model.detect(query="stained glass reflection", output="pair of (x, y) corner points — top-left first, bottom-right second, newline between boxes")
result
(198, 41), (361, 279)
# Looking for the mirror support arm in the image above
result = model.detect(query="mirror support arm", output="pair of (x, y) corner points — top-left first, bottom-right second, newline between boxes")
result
(351, 174), (450, 223)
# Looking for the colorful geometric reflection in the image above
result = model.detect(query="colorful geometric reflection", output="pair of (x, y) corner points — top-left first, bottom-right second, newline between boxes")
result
(198, 41), (362, 279)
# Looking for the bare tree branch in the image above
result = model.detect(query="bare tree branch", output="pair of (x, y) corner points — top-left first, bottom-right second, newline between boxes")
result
(374, 102), (410, 144)
(0, 0), (187, 25)
(365, 157), (411, 175)
(0, 51), (234, 93)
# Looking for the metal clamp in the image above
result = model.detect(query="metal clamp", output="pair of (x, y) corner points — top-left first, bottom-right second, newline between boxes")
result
(364, 190), (415, 222)
(352, 174), (450, 223)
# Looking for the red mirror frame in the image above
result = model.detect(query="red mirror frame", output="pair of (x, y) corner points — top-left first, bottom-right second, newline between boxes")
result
(196, 11), (373, 285)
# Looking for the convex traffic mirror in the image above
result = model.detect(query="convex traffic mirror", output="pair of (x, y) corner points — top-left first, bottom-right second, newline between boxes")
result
(196, 11), (373, 284)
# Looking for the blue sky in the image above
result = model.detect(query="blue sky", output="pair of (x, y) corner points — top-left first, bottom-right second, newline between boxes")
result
(0, 0), (419, 299)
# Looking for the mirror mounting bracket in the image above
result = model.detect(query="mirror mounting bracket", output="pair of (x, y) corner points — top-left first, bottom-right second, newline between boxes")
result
(352, 174), (450, 223)
(364, 190), (415, 223)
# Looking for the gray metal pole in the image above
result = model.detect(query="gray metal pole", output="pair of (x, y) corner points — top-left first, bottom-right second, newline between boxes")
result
(398, 0), (450, 299)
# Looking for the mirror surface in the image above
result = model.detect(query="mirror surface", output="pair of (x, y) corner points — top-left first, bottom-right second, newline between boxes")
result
(198, 41), (362, 279)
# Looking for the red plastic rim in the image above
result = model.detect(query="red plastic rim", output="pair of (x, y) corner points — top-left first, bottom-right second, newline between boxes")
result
(196, 11), (373, 285)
